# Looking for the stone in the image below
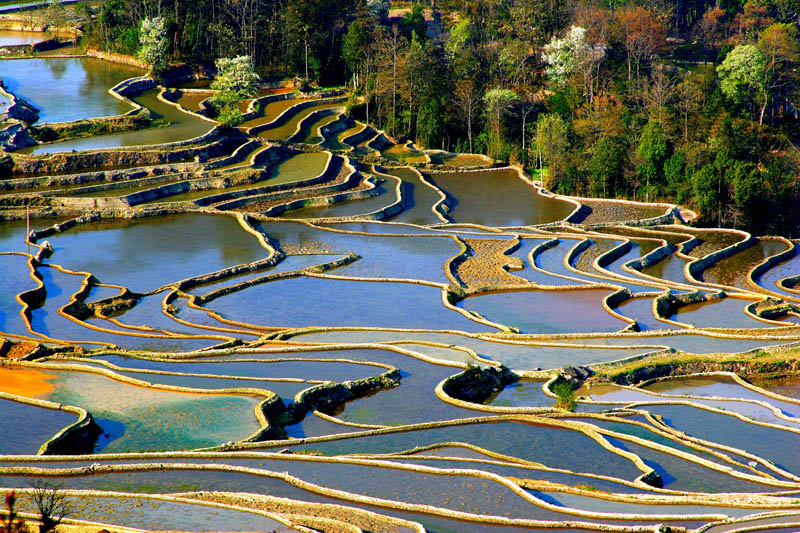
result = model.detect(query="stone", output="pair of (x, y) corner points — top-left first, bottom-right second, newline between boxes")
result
(0, 122), (37, 152)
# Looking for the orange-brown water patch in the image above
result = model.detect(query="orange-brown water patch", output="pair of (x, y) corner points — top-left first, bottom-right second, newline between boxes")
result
(0, 366), (56, 398)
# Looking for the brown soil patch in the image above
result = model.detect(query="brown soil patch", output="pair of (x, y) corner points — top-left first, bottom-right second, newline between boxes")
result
(187, 492), (406, 533)
(6, 341), (39, 359)
(0, 366), (56, 398)
(176, 91), (213, 112)
(456, 239), (530, 291)
(577, 199), (668, 225)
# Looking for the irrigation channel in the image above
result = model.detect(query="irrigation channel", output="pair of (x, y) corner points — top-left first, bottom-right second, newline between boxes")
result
(2, 50), (800, 533)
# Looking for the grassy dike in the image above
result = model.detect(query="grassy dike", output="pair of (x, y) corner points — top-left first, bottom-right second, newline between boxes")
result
(590, 343), (800, 387)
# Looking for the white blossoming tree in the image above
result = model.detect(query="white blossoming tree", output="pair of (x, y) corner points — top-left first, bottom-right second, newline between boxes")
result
(210, 56), (261, 127)
(138, 17), (169, 78)
(541, 26), (591, 85)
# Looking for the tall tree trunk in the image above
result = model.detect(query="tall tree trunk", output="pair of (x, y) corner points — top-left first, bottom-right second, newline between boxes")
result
(467, 110), (472, 153)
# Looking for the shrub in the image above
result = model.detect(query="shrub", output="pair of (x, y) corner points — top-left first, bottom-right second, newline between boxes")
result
(216, 106), (243, 128)
(552, 380), (576, 411)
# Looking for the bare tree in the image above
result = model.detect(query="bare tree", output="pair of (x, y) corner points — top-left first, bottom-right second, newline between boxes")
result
(675, 75), (701, 143)
(453, 78), (482, 153)
(616, 6), (666, 89)
(30, 481), (69, 533)
(644, 69), (674, 125)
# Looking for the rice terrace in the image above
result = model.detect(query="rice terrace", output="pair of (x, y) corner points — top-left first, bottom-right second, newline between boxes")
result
(2, 0), (800, 532)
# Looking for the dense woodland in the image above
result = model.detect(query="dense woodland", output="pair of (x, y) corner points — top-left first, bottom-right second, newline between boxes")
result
(82, 0), (800, 235)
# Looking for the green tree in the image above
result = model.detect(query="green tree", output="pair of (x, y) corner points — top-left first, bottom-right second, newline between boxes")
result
(366, 0), (389, 22)
(535, 113), (569, 191)
(636, 119), (669, 200)
(446, 17), (471, 57)
(42, 0), (68, 37)
(718, 44), (767, 115)
(342, 20), (368, 87)
(718, 25), (800, 125)
(691, 164), (721, 224)
(589, 137), (625, 197)
(138, 17), (169, 78)
(731, 160), (766, 229)
(483, 88), (519, 159)
(663, 151), (688, 201)
(401, 5), (426, 41)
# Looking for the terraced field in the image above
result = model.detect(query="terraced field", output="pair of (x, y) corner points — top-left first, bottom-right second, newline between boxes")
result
(2, 51), (800, 533)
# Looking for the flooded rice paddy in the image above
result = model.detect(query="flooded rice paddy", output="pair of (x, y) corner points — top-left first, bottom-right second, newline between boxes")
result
(1, 50), (800, 533)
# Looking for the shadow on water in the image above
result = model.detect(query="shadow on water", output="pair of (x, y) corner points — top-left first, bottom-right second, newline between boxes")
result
(93, 418), (126, 453)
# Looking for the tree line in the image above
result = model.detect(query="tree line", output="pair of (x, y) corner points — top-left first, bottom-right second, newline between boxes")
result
(84, 0), (800, 236)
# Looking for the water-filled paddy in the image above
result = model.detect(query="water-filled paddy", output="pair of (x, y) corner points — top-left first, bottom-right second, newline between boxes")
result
(646, 403), (800, 475)
(265, 151), (330, 184)
(426, 169), (575, 226)
(44, 214), (268, 292)
(298, 111), (341, 144)
(0, 253), (36, 336)
(0, 29), (51, 45)
(0, 57), (141, 123)
(0, 396), (75, 454)
(382, 167), (445, 225)
(205, 275), (489, 332)
(258, 102), (344, 141)
(22, 88), (214, 154)
(671, 297), (775, 329)
(45, 369), (263, 452)
(255, 220), (458, 284)
(701, 239), (788, 289)
(460, 289), (627, 334)
(616, 296), (679, 331)
(53, 495), (290, 532)
(288, 329), (651, 369)
(281, 178), (393, 220)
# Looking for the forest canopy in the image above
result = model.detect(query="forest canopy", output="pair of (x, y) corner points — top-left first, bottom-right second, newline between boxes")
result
(83, 0), (800, 236)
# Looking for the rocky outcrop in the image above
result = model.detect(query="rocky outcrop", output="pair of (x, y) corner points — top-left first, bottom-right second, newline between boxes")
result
(0, 338), (53, 361)
(639, 469), (664, 488)
(0, 122), (37, 151)
(298, 369), (402, 415)
(246, 367), (402, 441)
(751, 297), (797, 320)
(0, 78), (39, 124)
(653, 290), (723, 319)
(1, 96), (39, 124)
(442, 365), (519, 404)
(85, 289), (139, 318)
